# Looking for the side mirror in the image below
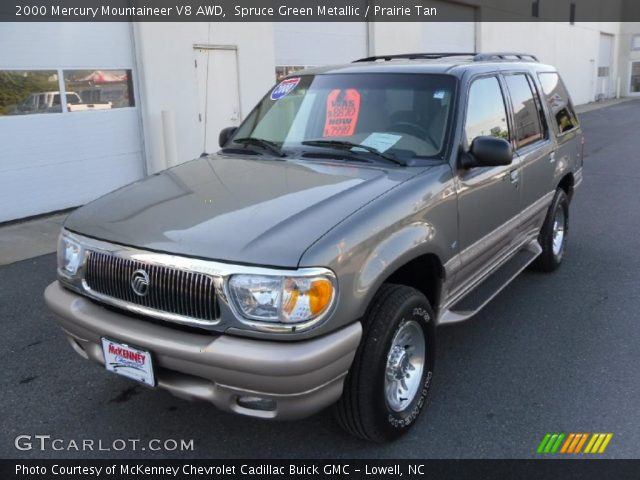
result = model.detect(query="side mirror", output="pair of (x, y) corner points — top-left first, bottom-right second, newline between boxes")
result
(218, 126), (238, 148)
(461, 136), (513, 168)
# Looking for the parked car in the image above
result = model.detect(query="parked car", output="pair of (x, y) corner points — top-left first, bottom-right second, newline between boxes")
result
(14, 91), (111, 114)
(45, 52), (583, 442)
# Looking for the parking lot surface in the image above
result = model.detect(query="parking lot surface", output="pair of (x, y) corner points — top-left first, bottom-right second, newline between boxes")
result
(1, 101), (639, 459)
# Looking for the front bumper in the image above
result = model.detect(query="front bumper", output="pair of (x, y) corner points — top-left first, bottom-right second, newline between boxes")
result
(45, 281), (361, 420)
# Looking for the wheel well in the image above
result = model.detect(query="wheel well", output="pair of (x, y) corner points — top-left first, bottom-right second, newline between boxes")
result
(384, 254), (444, 313)
(558, 173), (575, 201)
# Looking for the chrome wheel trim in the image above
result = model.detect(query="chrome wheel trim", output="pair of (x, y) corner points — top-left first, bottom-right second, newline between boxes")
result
(384, 320), (426, 413)
(552, 207), (566, 257)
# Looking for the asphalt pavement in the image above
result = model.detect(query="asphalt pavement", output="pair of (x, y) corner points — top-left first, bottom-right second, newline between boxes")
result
(1, 101), (639, 459)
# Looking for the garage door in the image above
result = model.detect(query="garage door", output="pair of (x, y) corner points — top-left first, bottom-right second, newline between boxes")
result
(422, 2), (476, 53)
(0, 23), (144, 222)
(274, 23), (368, 79)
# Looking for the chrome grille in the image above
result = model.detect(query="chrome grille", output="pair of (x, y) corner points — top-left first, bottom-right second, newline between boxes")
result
(84, 251), (218, 322)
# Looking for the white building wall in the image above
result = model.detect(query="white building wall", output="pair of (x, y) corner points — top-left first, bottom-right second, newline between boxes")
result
(369, 23), (423, 55)
(274, 23), (368, 65)
(0, 23), (144, 222)
(478, 22), (621, 105)
(133, 22), (276, 173)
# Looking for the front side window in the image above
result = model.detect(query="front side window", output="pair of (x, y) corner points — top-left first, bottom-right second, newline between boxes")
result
(232, 73), (457, 162)
(504, 74), (544, 149)
(464, 76), (510, 147)
(538, 72), (579, 135)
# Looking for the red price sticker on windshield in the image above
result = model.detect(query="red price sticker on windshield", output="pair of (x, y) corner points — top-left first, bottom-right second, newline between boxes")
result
(323, 89), (361, 137)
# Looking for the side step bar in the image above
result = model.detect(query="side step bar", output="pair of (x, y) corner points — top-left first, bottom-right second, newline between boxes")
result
(439, 241), (542, 325)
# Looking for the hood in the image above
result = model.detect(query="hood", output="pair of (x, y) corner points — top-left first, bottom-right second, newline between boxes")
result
(65, 155), (419, 267)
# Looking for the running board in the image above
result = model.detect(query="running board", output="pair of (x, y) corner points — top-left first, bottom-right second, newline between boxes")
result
(439, 241), (542, 325)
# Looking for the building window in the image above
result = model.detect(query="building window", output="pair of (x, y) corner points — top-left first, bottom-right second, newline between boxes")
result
(63, 69), (134, 111)
(632, 35), (640, 51)
(631, 62), (640, 94)
(0, 70), (60, 116)
(531, 0), (540, 18)
(0, 69), (134, 116)
(569, 2), (576, 25)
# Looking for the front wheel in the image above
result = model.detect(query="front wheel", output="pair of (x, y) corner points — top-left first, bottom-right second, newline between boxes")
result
(334, 284), (435, 442)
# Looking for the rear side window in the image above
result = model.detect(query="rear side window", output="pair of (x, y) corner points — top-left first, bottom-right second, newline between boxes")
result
(504, 74), (544, 149)
(464, 76), (510, 147)
(538, 73), (579, 135)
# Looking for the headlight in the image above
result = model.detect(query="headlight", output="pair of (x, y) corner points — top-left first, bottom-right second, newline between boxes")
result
(57, 233), (83, 277)
(228, 272), (336, 325)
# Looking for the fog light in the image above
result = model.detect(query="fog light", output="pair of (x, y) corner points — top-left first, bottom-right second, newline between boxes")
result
(237, 395), (277, 411)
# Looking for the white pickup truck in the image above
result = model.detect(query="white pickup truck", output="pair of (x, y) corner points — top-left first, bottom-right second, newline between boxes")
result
(17, 91), (111, 113)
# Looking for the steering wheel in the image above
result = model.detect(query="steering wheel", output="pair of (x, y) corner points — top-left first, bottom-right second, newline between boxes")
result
(388, 121), (438, 148)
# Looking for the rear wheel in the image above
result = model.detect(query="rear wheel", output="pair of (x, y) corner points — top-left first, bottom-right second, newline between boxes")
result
(531, 188), (569, 272)
(334, 284), (435, 442)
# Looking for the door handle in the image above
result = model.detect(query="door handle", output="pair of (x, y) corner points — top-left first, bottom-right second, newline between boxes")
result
(549, 152), (556, 163)
(509, 169), (519, 184)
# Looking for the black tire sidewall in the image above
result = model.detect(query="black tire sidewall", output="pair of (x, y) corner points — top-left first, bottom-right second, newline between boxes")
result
(364, 290), (435, 439)
(543, 189), (569, 267)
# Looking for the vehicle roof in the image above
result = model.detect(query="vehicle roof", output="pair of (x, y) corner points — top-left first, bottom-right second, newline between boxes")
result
(297, 57), (557, 78)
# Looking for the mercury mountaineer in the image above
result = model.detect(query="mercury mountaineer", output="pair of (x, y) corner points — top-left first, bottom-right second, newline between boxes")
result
(45, 52), (583, 442)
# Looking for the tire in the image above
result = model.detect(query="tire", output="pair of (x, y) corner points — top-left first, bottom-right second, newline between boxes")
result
(334, 284), (436, 442)
(530, 188), (569, 272)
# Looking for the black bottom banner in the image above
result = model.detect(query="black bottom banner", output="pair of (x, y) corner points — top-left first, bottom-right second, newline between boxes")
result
(2, 459), (640, 480)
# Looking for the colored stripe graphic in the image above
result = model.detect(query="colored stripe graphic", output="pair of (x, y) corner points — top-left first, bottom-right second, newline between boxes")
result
(537, 433), (565, 454)
(550, 434), (565, 453)
(538, 433), (613, 454)
(560, 433), (575, 453)
(574, 433), (589, 453)
(584, 433), (613, 454)
(537, 434), (552, 454)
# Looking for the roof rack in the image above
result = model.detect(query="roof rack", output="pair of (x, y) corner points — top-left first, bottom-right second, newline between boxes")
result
(474, 52), (539, 62)
(353, 52), (539, 63)
(353, 52), (476, 63)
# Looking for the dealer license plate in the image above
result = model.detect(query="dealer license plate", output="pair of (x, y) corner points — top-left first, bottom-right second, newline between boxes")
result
(101, 338), (155, 387)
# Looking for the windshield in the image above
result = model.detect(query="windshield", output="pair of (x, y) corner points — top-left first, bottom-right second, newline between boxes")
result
(230, 73), (456, 162)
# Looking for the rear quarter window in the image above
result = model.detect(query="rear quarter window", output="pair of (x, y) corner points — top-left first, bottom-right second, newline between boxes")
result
(538, 72), (580, 135)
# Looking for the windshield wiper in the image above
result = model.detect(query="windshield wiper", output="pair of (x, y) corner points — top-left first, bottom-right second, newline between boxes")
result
(233, 137), (284, 157)
(301, 139), (406, 166)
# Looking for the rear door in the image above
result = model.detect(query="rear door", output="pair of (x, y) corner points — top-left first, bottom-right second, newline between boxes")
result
(502, 71), (556, 236)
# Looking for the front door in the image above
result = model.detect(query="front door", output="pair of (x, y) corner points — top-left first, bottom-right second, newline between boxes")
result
(454, 75), (521, 288)
(194, 46), (241, 154)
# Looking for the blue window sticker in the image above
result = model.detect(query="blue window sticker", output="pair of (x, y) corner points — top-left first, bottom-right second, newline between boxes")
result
(433, 90), (446, 99)
(270, 77), (301, 100)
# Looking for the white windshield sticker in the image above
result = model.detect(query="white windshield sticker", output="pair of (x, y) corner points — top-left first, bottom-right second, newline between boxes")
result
(358, 133), (402, 153)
